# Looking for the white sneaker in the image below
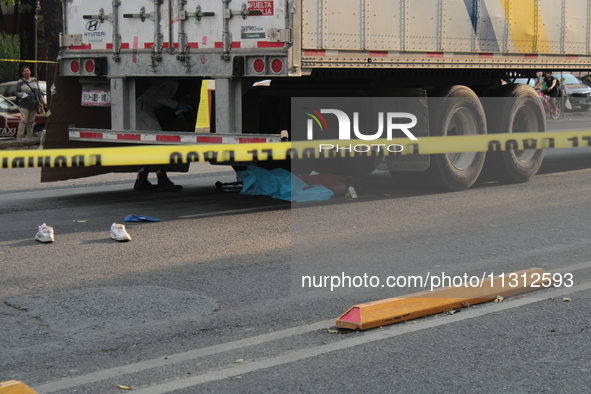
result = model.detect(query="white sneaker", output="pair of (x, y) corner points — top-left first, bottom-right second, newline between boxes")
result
(35, 223), (54, 243)
(110, 223), (131, 242)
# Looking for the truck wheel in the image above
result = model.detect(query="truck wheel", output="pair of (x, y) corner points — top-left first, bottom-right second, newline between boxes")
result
(483, 84), (546, 183)
(423, 85), (487, 191)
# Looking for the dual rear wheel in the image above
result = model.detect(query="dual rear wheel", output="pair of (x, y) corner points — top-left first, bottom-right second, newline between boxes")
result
(390, 84), (546, 191)
(247, 83), (546, 190)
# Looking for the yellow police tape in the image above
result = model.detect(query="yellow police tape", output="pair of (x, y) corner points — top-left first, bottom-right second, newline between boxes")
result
(2, 131), (591, 169)
(0, 58), (58, 64)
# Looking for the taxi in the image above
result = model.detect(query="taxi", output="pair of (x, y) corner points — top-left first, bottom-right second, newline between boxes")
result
(0, 94), (46, 138)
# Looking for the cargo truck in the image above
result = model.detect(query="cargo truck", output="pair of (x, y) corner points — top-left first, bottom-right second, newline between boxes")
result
(43, 0), (591, 190)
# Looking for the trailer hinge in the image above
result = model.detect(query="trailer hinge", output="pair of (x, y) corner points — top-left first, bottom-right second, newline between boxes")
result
(59, 34), (83, 48)
(220, 1), (262, 61)
(123, 1), (164, 71)
(267, 28), (291, 43)
(179, 4), (215, 23)
(235, 2), (262, 19)
(123, 7), (150, 23)
(82, 8), (106, 23)
(177, 1), (215, 67)
(111, 0), (122, 62)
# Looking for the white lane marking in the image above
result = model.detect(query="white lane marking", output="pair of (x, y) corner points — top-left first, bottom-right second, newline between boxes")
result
(32, 319), (333, 393)
(32, 260), (591, 393)
(552, 260), (591, 273)
(130, 280), (591, 394)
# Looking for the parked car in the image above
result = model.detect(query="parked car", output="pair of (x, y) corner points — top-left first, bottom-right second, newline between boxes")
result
(0, 80), (47, 105)
(558, 72), (591, 110)
(0, 94), (46, 138)
(510, 77), (537, 88)
(580, 74), (591, 87)
(511, 72), (591, 111)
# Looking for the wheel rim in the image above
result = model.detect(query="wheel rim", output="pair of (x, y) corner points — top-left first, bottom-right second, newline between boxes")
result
(512, 105), (538, 163)
(445, 106), (478, 170)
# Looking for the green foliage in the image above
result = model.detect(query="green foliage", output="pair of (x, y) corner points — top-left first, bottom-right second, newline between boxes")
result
(0, 33), (20, 83)
(19, 0), (37, 13)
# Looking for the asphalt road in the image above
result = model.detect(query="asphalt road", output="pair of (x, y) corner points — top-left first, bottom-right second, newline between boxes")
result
(1, 113), (591, 393)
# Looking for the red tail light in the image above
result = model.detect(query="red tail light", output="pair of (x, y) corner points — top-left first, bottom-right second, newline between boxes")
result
(253, 58), (265, 73)
(271, 58), (283, 73)
(70, 60), (80, 73)
(85, 60), (95, 73)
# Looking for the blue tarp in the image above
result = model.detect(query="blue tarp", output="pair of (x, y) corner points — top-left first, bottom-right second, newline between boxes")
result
(236, 166), (334, 202)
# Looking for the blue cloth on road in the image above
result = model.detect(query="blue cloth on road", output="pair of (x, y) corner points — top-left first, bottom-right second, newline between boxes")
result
(124, 215), (161, 222)
(236, 166), (333, 202)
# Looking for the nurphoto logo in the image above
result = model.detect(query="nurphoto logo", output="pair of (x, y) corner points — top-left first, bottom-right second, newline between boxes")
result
(303, 108), (419, 153)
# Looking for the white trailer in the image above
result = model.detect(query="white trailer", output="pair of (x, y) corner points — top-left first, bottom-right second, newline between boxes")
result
(44, 0), (591, 189)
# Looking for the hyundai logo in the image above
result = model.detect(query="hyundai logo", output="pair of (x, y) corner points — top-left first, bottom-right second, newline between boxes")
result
(86, 20), (101, 31)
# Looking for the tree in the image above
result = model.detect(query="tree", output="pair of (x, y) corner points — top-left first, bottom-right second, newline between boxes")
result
(0, 1), (19, 82)
(0, 32), (19, 82)
(0, 2), (6, 32)
(17, 0), (36, 64)
(39, 0), (61, 102)
(0, 0), (37, 78)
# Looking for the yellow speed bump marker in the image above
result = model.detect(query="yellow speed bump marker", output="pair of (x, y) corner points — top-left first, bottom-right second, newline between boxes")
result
(336, 268), (550, 330)
(0, 381), (38, 394)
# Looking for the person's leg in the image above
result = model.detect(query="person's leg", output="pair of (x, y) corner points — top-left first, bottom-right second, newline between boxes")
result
(17, 107), (31, 137)
(155, 166), (182, 191)
(25, 109), (36, 135)
(134, 166), (158, 191)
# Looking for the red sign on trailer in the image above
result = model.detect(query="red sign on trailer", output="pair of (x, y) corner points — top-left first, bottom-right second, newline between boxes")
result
(248, 1), (274, 16)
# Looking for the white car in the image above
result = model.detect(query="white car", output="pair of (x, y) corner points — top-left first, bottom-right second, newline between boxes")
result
(0, 80), (47, 105)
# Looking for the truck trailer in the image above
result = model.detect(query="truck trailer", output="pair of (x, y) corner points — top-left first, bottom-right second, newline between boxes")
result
(43, 0), (591, 190)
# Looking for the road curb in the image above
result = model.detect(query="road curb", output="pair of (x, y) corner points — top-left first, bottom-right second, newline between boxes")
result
(0, 137), (40, 150)
(336, 267), (549, 330)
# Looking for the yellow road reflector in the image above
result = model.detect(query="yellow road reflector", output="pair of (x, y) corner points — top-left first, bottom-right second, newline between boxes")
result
(2, 131), (591, 169)
(336, 268), (549, 330)
(0, 380), (38, 394)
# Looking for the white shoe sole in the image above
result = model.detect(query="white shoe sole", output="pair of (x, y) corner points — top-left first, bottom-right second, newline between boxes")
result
(111, 234), (131, 242)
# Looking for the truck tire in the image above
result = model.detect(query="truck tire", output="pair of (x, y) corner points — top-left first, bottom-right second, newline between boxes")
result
(483, 84), (546, 183)
(421, 85), (487, 191)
